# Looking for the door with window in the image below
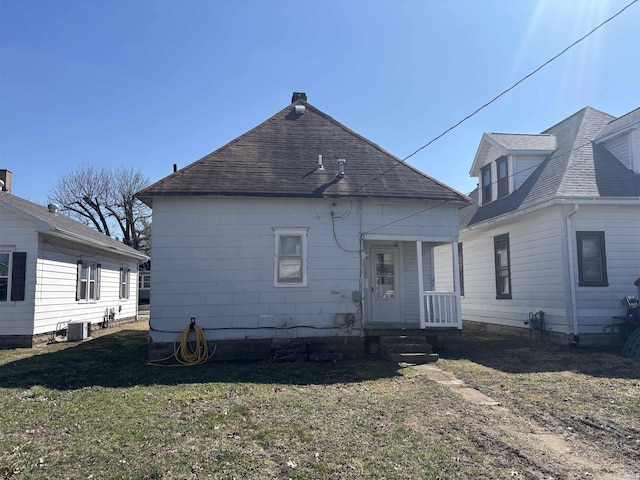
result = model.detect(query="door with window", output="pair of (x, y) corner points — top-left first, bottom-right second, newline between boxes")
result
(368, 247), (401, 323)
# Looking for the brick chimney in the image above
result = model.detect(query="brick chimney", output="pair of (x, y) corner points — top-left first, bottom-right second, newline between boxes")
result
(291, 92), (307, 103)
(0, 169), (11, 192)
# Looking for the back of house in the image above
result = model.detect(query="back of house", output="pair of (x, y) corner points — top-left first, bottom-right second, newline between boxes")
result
(138, 93), (470, 361)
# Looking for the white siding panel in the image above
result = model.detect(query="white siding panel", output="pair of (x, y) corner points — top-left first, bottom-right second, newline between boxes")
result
(569, 205), (640, 334)
(513, 155), (544, 190)
(460, 206), (570, 333)
(0, 209), (38, 335)
(603, 134), (631, 169)
(149, 197), (460, 342)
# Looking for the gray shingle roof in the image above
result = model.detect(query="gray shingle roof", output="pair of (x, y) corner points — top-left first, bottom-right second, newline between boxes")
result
(486, 133), (557, 152)
(595, 107), (640, 141)
(462, 106), (640, 228)
(137, 99), (470, 206)
(0, 192), (148, 260)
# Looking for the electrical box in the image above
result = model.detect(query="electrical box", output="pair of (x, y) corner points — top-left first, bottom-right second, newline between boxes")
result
(68, 322), (91, 341)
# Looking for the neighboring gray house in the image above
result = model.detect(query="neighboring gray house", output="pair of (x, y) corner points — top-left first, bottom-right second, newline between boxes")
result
(434, 107), (640, 346)
(137, 93), (470, 360)
(0, 170), (149, 348)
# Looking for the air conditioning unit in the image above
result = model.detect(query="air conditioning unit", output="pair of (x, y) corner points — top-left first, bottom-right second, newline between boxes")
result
(68, 322), (91, 341)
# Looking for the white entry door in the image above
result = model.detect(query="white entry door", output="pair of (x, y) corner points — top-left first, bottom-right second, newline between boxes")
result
(369, 247), (401, 323)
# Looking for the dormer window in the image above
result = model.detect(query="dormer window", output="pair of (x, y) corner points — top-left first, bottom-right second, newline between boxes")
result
(481, 165), (492, 205)
(497, 156), (509, 198)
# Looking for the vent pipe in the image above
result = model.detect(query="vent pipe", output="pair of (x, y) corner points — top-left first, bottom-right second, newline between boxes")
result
(337, 158), (346, 177)
(317, 155), (324, 170)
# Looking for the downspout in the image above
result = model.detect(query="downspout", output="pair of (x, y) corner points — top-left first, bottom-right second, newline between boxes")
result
(565, 204), (579, 346)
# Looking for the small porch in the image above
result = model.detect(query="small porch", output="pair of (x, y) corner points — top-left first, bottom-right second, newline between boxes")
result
(362, 237), (463, 358)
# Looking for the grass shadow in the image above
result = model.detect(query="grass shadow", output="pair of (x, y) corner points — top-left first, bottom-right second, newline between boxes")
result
(0, 328), (402, 391)
(454, 329), (640, 379)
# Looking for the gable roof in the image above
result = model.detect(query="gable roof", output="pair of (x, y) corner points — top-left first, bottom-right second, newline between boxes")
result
(137, 98), (469, 206)
(470, 133), (557, 176)
(463, 106), (640, 228)
(0, 192), (148, 261)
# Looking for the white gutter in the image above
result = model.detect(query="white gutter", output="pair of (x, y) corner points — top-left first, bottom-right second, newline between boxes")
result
(462, 197), (640, 233)
(565, 204), (579, 345)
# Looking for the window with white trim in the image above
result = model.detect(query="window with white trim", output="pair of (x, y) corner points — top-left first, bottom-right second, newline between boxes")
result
(274, 228), (308, 287)
(138, 274), (150, 291)
(0, 253), (10, 302)
(76, 260), (101, 301)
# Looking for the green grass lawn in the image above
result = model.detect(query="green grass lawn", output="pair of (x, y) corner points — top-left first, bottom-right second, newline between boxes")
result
(0, 321), (638, 479)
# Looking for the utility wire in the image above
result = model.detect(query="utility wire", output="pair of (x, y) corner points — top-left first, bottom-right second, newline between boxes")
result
(347, 0), (639, 197)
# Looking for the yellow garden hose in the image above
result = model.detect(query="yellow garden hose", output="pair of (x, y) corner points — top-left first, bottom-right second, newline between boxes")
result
(148, 319), (216, 366)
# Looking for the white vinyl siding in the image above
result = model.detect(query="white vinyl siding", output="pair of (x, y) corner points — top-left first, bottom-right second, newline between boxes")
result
(459, 207), (568, 333)
(603, 134), (632, 169)
(148, 197), (461, 343)
(274, 228), (308, 287)
(512, 155), (545, 190)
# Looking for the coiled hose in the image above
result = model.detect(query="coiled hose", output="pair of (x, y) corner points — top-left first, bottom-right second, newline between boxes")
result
(148, 320), (216, 366)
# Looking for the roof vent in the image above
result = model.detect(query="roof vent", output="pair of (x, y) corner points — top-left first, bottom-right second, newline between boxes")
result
(294, 104), (305, 115)
(48, 203), (59, 214)
(337, 158), (346, 177)
(291, 92), (307, 102)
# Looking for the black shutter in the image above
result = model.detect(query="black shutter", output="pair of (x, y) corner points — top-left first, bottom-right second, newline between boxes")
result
(10, 252), (26, 301)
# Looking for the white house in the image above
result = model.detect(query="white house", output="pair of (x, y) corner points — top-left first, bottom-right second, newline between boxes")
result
(434, 107), (640, 347)
(0, 170), (149, 348)
(137, 93), (470, 361)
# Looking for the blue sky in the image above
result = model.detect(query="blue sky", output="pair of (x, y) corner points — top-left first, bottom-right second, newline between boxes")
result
(1, 0), (639, 205)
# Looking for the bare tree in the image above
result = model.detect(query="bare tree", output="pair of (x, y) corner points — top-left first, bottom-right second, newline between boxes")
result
(49, 165), (151, 254)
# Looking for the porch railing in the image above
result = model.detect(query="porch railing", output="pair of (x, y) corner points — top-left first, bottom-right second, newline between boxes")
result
(421, 291), (462, 329)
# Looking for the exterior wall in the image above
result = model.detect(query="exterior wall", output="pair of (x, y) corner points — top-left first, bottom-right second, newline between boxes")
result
(603, 134), (631, 170)
(603, 129), (640, 174)
(458, 202), (640, 346)
(512, 155), (544, 190)
(149, 196), (461, 343)
(567, 204), (640, 340)
(33, 235), (140, 335)
(458, 206), (570, 335)
(0, 207), (38, 336)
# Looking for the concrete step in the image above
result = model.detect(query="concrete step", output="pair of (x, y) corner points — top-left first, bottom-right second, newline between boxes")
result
(388, 352), (440, 364)
(384, 343), (434, 355)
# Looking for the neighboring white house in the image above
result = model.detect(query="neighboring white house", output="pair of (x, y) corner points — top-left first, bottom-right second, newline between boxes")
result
(434, 106), (640, 347)
(137, 93), (470, 360)
(0, 170), (149, 348)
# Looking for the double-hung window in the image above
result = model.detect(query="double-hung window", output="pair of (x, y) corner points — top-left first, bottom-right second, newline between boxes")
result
(497, 157), (509, 198)
(576, 231), (608, 287)
(274, 228), (308, 287)
(1, 251), (26, 302)
(76, 260), (100, 301)
(481, 165), (492, 205)
(494, 234), (512, 299)
(120, 267), (131, 299)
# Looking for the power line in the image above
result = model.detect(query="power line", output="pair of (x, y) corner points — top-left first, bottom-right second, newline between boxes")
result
(347, 0), (638, 197)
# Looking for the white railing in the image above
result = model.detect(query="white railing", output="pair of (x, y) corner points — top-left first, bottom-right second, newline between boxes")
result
(421, 291), (462, 329)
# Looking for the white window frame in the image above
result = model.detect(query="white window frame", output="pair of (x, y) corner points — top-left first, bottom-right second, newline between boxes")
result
(273, 228), (308, 287)
(138, 273), (150, 291)
(120, 267), (131, 300)
(0, 252), (11, 302)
